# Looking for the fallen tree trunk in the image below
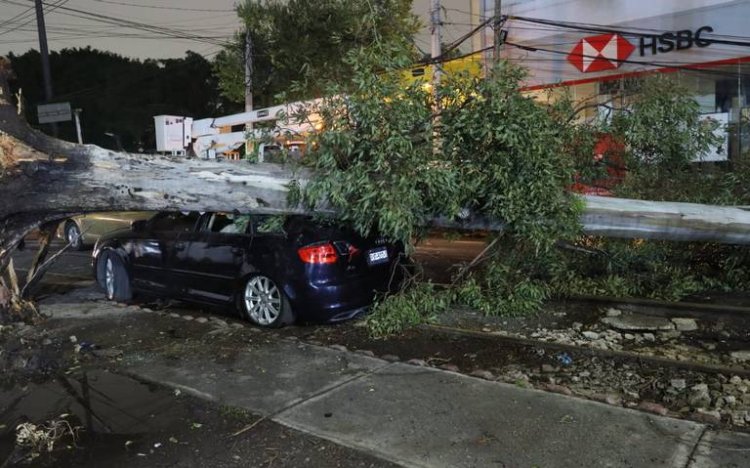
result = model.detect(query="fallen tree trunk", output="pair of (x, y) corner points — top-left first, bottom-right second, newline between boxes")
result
(0, 58), (315, 268)
(3, 58), (750, 275)
(436, 196), (750, 245)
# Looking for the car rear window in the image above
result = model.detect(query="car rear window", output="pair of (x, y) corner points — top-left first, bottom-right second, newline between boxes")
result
(150, 212), (199, 233)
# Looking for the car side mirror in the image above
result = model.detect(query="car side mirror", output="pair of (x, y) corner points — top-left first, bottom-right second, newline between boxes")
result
(131, 220), (148, 232)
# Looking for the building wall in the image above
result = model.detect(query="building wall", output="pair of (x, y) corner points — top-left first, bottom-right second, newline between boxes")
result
(500, 0), (748, 87)
(496, 0), (750, 159)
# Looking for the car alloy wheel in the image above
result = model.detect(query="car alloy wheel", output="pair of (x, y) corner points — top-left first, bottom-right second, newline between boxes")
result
(244, 275), (283, 326)
(105, 257), (115, 300)
(66, 223), (82, 250)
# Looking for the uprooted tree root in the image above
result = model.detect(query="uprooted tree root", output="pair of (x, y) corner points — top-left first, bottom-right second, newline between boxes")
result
(0, 286), (44, 325)
(1, 259), (45, 325)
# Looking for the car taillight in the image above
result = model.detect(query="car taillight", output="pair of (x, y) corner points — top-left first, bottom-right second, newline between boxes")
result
(298, 242), (338, 264)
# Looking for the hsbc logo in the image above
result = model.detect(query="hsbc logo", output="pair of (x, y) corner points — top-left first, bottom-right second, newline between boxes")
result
(568, 27), (714, 73)
(567, 33), (635, 73)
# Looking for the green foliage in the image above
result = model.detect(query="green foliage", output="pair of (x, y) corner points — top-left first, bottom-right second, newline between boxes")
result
(216, 0), (418, 104)
(607, 75), (721, 170)
(453, 262), (550, 317)
(548, 238), (750, 301)
(299, 51), (583, 252)
(366, 282), (449, 337)
(614, 156), (750, 204)
(443, 66), (583, 252)
(289, 44), (738, 333)
(299, 45), (458, 245)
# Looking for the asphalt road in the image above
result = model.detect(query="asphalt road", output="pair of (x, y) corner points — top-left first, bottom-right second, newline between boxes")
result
(12, 239), (94, 282)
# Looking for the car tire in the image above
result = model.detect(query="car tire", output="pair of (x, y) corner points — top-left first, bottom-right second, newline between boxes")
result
(65, 221), (84, 251)
(98, 252), (133, 302)
(240, 274), (294, 328)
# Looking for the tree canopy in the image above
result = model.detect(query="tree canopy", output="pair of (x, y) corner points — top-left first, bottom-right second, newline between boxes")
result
(8, 47), (239, 152)
(214, 0), (419, 105)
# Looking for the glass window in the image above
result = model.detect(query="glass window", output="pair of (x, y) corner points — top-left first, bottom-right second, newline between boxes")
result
(149, 212), (199, 233)
(205, 213), (234, 233)
(205, 212), (251, 234)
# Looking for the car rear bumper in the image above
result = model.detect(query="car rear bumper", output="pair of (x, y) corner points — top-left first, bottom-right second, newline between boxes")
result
(284, 273), (394, 323)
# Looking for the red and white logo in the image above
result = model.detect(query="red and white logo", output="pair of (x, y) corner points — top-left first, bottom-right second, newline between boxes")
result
(567, 33), (635, 73)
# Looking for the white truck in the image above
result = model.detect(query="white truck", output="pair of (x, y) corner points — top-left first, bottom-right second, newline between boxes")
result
(153, 99), (322, 160)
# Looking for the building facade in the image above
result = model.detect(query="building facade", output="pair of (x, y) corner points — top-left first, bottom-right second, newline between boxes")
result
(469, 0), (750, 160)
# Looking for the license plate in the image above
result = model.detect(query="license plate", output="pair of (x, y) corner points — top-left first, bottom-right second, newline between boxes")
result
(367, 247), (389, 266)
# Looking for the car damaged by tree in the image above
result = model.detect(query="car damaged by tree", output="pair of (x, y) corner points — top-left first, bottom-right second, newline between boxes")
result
(92, 211), (405, 328)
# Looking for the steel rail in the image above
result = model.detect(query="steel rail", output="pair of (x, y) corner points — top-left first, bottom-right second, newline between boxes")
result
(423, 324), (750, 379)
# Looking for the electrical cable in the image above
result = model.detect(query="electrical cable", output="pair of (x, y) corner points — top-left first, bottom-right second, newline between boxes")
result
(2, 0), (234, 47)
(0, 0), (69, 38)
(503, 40), (750, 80)
(0, 0), (35, 31)
(87, 0), (235, 13)
(509, 15), (750, 49)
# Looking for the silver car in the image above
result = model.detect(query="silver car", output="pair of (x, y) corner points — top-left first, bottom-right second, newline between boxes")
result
(59, 212), (154, 250)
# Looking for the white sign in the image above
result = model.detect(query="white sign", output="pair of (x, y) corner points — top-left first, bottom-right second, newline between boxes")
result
(37, 102), (72, 124)
(695, 112), (729, 162)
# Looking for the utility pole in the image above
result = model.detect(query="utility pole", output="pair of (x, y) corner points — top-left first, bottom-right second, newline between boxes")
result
(34, 0), (57, 136)
(430, 0), (442, 102)
(244, 29), (253, 116)
(244, 29), (254, 158)
(493, 0), (503, 62)
(479, 0), (489, 76)
(73, 108), (83, 144)
(430, 0), (442, 154)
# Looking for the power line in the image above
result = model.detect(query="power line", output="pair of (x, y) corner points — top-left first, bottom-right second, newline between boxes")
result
(0, 0), (68, 37)
(3, 0), (234, 47)
(426, 16), (494, 64)
(87, 0), (235, 13)
(503, 40), (750, 80)
(509, 15), (750, 49)
(0, 0), (35, 31)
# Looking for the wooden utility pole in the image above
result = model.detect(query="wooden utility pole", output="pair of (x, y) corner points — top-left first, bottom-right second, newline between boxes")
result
(244, 29), (254, 116)
(244, 29), (254, 156)
(493, 0), (503, 61)
(33, 0), (57, 136)
(430, 0), (442, 153)
(430, 0), (442, 98)
(480, 0), (490, 76)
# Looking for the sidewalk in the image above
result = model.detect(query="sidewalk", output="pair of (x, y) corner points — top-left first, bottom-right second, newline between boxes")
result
(31, 288), (749, 468)
(121, 337), (749, 467)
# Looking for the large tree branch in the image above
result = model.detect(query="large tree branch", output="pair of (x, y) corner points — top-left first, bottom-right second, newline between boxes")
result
(3, 56), (750, 279)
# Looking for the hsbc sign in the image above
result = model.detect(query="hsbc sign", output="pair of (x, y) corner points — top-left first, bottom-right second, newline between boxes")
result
(567, 33), (635, 73)
(567, 27), (713, 73)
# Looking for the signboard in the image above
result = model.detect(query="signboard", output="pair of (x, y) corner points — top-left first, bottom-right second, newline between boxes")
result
(37, 102), (72, 124)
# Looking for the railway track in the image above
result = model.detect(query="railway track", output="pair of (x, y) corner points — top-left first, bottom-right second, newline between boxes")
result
(423, 323), (750, 379)
(568, 295), (750, 322)
(423, 293), (750, 374)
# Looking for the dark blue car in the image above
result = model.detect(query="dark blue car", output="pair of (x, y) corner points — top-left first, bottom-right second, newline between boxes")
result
(92, 211), (403, 327)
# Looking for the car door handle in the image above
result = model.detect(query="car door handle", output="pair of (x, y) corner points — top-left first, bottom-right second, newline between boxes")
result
(174, 242), (186, 251)
(231, 247), (243, 256)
